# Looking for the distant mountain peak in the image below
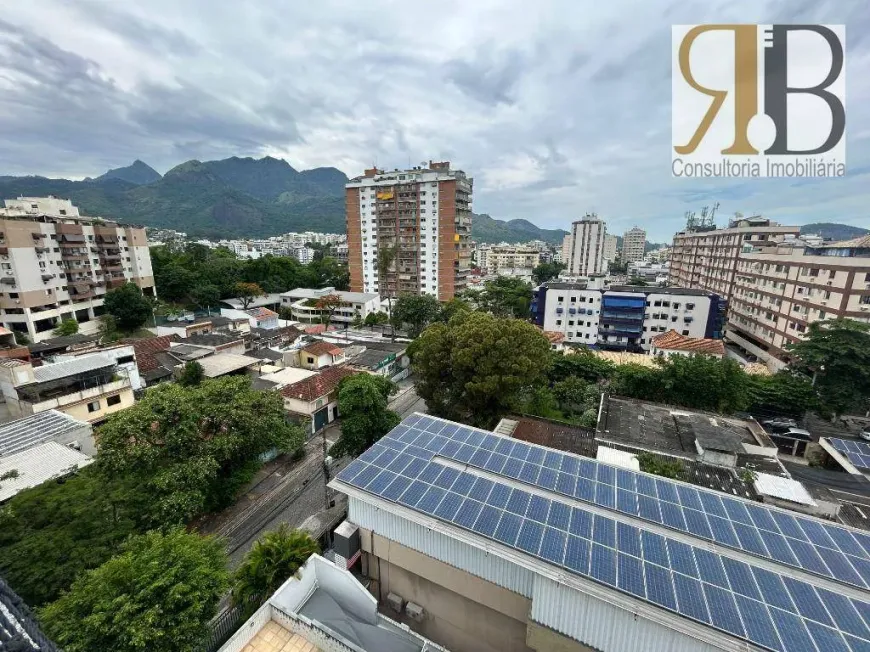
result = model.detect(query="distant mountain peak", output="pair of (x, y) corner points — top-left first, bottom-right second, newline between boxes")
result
(97, 159), (161, 185)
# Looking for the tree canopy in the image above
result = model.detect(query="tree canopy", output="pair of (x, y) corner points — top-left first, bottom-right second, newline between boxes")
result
(53, 318), (79, 336)
(97, 377), (305, 525)
(787, 318), (870, 417)
(103, 282), (152, 331)
(40, 529), (228, 652)
(462, 277), (533, 318)
(234, 281), (265, 308)
(177, 361), (204, 387)
(232, 525), (320, 607)
(331, 373), (400, 457)
(392, 294), (441, 338)
(410, 312), (551, 427)
(532, 261), (565, 285)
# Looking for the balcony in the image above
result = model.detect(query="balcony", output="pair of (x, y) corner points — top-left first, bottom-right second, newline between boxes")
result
(600, 312), (643, 323)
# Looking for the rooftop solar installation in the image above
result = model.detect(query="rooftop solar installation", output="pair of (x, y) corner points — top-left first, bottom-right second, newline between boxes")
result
(828, 438), (870, 471)
(335, 414), (870, 652)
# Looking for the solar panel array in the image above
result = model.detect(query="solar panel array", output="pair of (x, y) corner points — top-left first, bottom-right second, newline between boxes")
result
(336, 414), (870, 652)
(828, 439), (870, 471)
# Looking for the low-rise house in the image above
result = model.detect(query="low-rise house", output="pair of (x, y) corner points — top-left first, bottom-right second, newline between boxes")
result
(0, 353), (134, 423)
(53, 343), (143, 390)
(194, 352), (262, 379)
(217, 553), (446, 652)
(155, 319), (215, 339)
(27, 332), (101, 364)
(220, 293), (283, 312)
(649, 329), (725, 359)
(0, 441), (93, 503)
(342, 339), (410, 381)
(0, 409), (94, 457)
(298, 341), (345, 370)
(183, 332), (246, 355)
(280, 365), (357, 432)
(130, 335), (176, 386)
(280, 287), (382, 325)
(0, 327), (30, 364)
(220, 306), (280, 330)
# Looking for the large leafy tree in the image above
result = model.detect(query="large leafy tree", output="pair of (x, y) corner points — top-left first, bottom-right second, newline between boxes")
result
(314, 293), (345, 324)
(532, 261), (565, 285)
(410, 312), (551, 427)
(40, 530), (228, 652)
(234, 281), (265, 309)
(747, 371), (817, 418)
(549, 350), (615, 384)
(104, 282), (152, 330)
(331, 374), (400, 457)
(655, 354), (750, 414)
(232, 525), (320, 607)
(97, 377), (305, 525)
(464, 277), (533, 318)
(0, 466), (146, 607)
(392, 294), (441, 338)
(787, 318), (870, 418)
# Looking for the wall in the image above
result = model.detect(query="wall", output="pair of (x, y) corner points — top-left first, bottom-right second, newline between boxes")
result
(36, 385), (135, 424)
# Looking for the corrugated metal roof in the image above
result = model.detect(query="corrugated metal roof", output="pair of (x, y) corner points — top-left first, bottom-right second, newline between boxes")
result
(197, 353), (260, 378)
(0, 442), (93, 502)
(32, 353), (114, 383)
(596, 446), (640, 471)
(0, 410), (89, 456)
(753, 472), (817, 507)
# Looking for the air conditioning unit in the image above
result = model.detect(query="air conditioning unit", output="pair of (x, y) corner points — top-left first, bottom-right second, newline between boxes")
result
(386, 592), (404, 613)
(405, 602), (425, 622)
(4, 271), (12, 276)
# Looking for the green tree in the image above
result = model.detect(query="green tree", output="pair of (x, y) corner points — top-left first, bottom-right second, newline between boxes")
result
(552, 377), (601, 422)
(177, 361), (204, 387)
(410, 312), (551, 427)
(636, 452), (684, 480)
(609, 364), (663, 402)
(53, 318), (79, 336)
(97, 377), (304, 526)
(627, 277), (649, 286)
(104, 283), (152, 331)
(656, 354), (750, 414)
(364, 311), (389, 330)
(314, 293), (346, 324)
(331, 374), (400, 457)
(99, 314), (120, 342)
(232, 525), (319, 607)
(392, 294), (442, 338)
(787, 318), (870, 418)
(549, 350), (615, 384)
(747, 371), (817, 417)
(234, 282), (265, 309)
(532, 261), (565, 285)
(279, 306), (295, 321)
(377, 244), (399, 339)
(155, 264), (197, 303)
(40, 529), (228, 652)
(190, 283), (220, 309)
(0, 466), (147, 606)
(470, 277), (533, 318)
(438, 297), (472, 323)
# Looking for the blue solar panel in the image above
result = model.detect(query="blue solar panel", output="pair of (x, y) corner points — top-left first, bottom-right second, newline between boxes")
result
(335, 415), (870, 652)
(829, 438), (870, 470)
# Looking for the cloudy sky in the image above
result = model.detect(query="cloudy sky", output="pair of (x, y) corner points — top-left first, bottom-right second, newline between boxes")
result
(1, 1), (867, 240)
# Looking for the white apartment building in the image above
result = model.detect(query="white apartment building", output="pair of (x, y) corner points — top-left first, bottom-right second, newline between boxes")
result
(280, 286), (382, 324)
(289, 245), (315, 264)
(535, 282), (726, 351)
(622, 226), (646, 263)
(346, 161), (472, 300)
(603, 233), (619, 265)
(562, 214), (607, 276)
(727, 235), (870, 370)
(669, 216), (800, 300)
(0, 197), (155, 342)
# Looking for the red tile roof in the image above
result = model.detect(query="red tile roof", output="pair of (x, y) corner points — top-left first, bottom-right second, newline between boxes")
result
(303, 341), (343, 357)
(543, 331), (565, 344)
(651, 330), (724, 356)
(303, 324), (327, 335)
(279, 365), (357, 402)
(130, 335), (175, 372)
(246, 307), (278, 320)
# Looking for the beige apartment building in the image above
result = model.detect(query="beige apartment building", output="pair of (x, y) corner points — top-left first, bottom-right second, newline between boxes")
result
(0, 197), (155, 342)
(669, 216), (799, 300)
(727, 235), (870, 370)
(346, 162), (473, 301)
(477, 244), (541, 276)
(621, 226), (646, 263)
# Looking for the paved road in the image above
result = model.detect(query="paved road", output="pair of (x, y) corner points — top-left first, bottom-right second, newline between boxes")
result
(222, 382), (427, 566)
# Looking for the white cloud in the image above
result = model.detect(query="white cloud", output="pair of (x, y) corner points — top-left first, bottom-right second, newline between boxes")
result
(0, 0), (867, 240)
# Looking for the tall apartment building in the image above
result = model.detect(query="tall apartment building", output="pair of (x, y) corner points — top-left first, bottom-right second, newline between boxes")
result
(0, 197), (155, 342)
(602, 233), (619, 265)
(346, 161), (472, 301)
(727, 235), (870, 370)
(476, 244), (541, 276)
(669, 215), (799, 300)
(562, 214), (606, 276)
(621, 226), (646, 263)
(532, 282), (725, 351)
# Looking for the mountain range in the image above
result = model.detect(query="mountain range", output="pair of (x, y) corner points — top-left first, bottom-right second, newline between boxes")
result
(800, 223), (869, 241)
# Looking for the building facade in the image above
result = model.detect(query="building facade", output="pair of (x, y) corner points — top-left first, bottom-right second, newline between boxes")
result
(726, 235), (870, 370)
(621, 227), (646, 263)
(346, 161), (473, 301)
(534, 283), (726, 352)
(669, 216), (799, 300)
(602, 233), (619, 266)
(0, 197), (155, 342)
(562, 214), (607, 277)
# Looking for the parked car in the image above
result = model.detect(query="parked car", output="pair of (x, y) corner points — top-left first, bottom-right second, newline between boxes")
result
(859, 429), (870, 442)
(762, 417), (799, 433)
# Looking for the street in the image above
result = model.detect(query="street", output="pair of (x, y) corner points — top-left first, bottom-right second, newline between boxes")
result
(214, 382), (426, 566)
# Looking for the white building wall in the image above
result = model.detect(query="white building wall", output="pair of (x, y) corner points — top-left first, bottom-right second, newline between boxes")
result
(542, 288), (602, 344)
(564, 218), (606, 276)
(642, 293), (711, 344)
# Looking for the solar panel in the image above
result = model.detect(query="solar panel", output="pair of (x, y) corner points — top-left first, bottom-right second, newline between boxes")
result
(423, 420), (870, 589)
(829, 438), (870, 470)
(336, 416), (870, 651)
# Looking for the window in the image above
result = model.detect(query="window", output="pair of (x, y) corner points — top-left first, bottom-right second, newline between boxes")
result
(117, 355), (135, 365)
(819, 311), (826, 319)
(682, 330), (690, 336)
(568, 320), (575, 326)
(557, 296), (564, 302)
(1, 263), (9, 270)
(662, 301), (670, 308)
(87, 400), (100, 413)
(107, 395), (122, 406)
(686, 303), (695, 310)
(809, 268), (819, 277)
(673, 303), (680, 309)
(570, 297), (576, 303)
(307, 356), (315, 364)
(653, 300), (661, 307)
(671, 316), (678, 322)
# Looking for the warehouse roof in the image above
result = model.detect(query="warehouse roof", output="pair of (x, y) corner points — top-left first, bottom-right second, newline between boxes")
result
(0, 442), (93, 502)
(31, 353), (114, 383)
(334, 413), (870, 651)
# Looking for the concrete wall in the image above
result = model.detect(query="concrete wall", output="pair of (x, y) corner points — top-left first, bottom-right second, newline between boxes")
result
(362, 532), (533, 652)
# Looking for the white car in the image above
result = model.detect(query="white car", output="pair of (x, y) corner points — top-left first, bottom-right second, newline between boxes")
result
(859, 430), (870, 442)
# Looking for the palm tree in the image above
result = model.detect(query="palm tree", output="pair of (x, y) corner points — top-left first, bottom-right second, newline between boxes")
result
(377, 244), (399, 341)
(232, 525), (320, 606)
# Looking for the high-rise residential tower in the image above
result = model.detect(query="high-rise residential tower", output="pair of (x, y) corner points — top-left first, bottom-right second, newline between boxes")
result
(346, 162), (472, 301)
(622, 226), (646, 263)
(562, 214), (606, 276)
